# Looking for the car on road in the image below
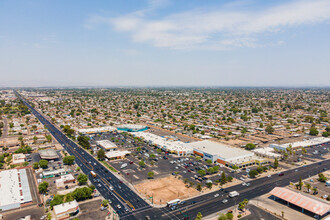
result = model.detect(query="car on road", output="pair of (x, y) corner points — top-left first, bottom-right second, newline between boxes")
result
(214, 193), (219, 197)
(117, 204), (122, 209)
(222, 199), (228, 203)
(267, 175), (271, 178)
(278, 173), (284, 176)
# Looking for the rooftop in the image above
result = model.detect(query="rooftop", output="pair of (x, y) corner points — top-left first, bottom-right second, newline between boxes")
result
(39, 149), (59, 159)
(53, 200), (79, 215)
(188, 140), (254, 160)
(271, 137), (330, 149)
(270, 187), (330, 216)
(105, 150), (131, 158)
(96, 140), (117, 150)
(78, 126), (116, 134)
(0, 169), (32, 210)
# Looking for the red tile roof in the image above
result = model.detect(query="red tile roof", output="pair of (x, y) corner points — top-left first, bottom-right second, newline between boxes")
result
(270, 187), (330, 216)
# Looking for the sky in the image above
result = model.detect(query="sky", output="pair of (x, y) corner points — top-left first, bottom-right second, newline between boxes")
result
(0, 0), (330, 87)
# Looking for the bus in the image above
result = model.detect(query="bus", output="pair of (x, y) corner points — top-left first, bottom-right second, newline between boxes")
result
(90, 171), (97, 178)
(167, 199), (181, 207)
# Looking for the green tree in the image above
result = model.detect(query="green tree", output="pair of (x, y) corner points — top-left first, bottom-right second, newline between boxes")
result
(245, 143), (256, 150)
(322, 132), (329, 137)
(301, 147), (307, 155)
(63, 155), (75, 165)
(39, 159), (48, 169)
(206, 159), (212, 164)
(218, 214), (227, 220)
(265, 124), (274, 134)
(196, 183), (202, 191)
(196, 212), (202, 220)
(213, 166), (219, 173)
(226, 212), (234, 220)
(318, 173), (327, 182)
(309, 127), (319, 136)
(50, 194), (64, 207)
(249, 170), (258, 178)
(45, 135), (52, 143)
(38, 181), (49, 194)
(33, 136), (38, 144)
(221, 172), (227, 184)
(274, 158), (279, 169)
(312, 187), (318, 194)
(298, 177), (303, 190)
(206, 182), (213, 189)
(33, 162), (39, 169)
(305, 183), (311, 193)
(102, 199), (109, 207)
(97, 149), (105, 161)
(77, 173), (88, 185)
(72, 187), (93, 201)
(147, 171), (154, 178)
(227, 176), (233, 182)
(207, 167), (214, 173)
(198, 169), (206, 176)
(77, 135), (90, 149)
(139, 160), (145, 167)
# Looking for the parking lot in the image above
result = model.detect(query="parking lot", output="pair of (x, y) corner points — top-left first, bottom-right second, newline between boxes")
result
(280, 142), (329, 165)
(78, 199), (109, 220)
(90, 131), (251, 188)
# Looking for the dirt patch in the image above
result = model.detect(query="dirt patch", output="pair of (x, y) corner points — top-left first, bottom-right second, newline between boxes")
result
(134, 176), (199, 205)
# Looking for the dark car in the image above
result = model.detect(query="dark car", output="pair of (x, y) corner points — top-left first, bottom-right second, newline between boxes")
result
(191, 201), (196, 204)
(278, 173), (284, 176)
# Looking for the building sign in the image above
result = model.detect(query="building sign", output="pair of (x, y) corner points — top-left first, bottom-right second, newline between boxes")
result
(204, 153), (213, 159)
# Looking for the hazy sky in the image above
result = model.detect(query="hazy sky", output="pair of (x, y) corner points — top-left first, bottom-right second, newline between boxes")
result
(1, 0), (330, 87)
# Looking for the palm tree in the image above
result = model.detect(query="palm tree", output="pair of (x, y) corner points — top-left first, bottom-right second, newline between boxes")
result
(305, 183), (311, 193)
(312, 187), (318, 195)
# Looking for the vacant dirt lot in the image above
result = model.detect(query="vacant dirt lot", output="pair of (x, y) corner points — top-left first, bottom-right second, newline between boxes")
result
(135, 176), (199, 205)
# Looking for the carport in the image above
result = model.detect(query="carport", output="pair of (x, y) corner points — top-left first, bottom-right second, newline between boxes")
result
(270, 187), (330, 219)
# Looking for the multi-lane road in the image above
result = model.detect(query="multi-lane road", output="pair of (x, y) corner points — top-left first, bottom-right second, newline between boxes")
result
(16, 91), (329, 220)
(15, 92), (150, 217)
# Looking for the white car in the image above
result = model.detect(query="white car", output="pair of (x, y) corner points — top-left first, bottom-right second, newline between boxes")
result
(117, 204), (122, 209)
(222, 199), (228, 203)
(267, 175), (271, 178)
(214, 193), (219, 197)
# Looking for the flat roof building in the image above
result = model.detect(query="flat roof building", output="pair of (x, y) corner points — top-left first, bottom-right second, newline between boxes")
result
(0, 168), (33, 211)
(133, 132), (192, 156)
(39, 149), (59, 160)
(12, 153), (26, 165)
(96, 140), (117, 151)
(105, 150), (131, 159)
(78, 126), (116, 135)
(53, 200), (79, 220)
(188, 140), (265, 168)
(270, 137), (330, 151)
(55, 174), (75, 188)
(117, 124), (148, 132)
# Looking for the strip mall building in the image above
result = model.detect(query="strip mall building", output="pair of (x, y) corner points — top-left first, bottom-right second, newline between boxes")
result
(188, 140), (269, 168)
